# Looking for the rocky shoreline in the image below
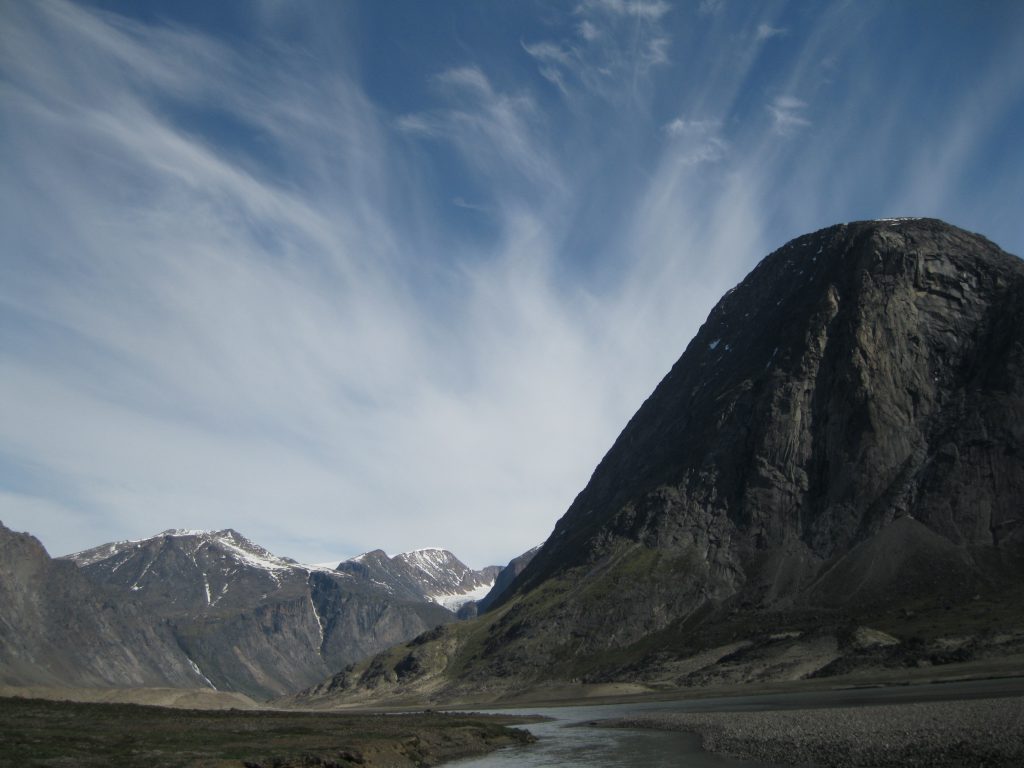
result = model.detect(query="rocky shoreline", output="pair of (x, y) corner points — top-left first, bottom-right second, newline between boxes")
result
(603, 695), (1024, 767)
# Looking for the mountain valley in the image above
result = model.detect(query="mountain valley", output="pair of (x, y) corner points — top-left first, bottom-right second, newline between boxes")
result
(3, 219), (1022, 712)
(1, 526), (508, 699)
(294, 218), (1024, 706)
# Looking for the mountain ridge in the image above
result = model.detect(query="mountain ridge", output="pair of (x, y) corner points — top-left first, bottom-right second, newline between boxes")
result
(1, 526), (457, 699)
(511, 217), (1024, 599)
(296, 218), (1024, 705)
(0, 522), (202, 690)
(339, 548), (501, 612)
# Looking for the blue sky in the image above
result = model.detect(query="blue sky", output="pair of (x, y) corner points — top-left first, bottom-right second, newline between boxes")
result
(2, 0), (1022, 568)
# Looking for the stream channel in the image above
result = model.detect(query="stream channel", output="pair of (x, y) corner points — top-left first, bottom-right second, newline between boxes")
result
(446, 677), (1024, 767)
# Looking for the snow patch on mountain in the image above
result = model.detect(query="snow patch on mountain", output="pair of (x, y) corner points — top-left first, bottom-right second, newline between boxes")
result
(187, 656), (217, 689)
(67, 529), (341, 583)
(430, 580), (496, 611)
(339, 547), (500, 612)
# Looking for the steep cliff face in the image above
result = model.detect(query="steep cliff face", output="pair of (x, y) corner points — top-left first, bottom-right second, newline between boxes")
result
(64, 530), (454, 699)
(306, 219), (1024, 704)
(0, 523), (200, 690)
(518, 218), (1023, 597)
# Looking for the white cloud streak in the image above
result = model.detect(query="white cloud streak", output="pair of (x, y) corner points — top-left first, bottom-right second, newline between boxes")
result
(755, 23), (786, 42)
(523, 0), (672, 104)
(399, 66), (560, 197)
(1, 0), (1021, 569)
(578, 0), (672, 20)
(767, 95), (811, 134)
(698, 0), (726, 17)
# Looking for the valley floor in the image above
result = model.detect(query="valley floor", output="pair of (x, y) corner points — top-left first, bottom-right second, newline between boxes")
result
(600, 681), (1024, 767)
(0, 697), (536, 768)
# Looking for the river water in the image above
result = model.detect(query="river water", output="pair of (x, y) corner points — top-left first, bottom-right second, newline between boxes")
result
(448, 700), (772, 767)
(446, 677), (1024, 767)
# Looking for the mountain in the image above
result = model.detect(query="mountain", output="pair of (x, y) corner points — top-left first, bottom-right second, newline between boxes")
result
(0, 522), (199, 690)
(56, 529), (454, 699)
(298, 219), (1024, 705)
(337, 548), (501, 612)
(474, 545), (540, 614)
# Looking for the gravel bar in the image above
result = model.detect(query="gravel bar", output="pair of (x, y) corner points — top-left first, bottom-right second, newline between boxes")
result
(603, 695), (1024, 767)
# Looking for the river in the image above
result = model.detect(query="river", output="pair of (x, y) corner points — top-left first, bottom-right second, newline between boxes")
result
(446, 677), (1024, 767)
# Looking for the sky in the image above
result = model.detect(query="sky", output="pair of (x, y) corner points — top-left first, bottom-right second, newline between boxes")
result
(1, 1), (1022, 569)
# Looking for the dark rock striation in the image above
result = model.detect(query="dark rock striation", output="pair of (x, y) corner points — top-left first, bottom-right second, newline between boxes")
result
(308, 218), (1024, 703)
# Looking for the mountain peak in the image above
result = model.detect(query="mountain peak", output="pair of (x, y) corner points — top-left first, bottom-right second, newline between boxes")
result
(515, 218), (1022, 596)
(64, 527), (333, 603)
(17, 522), (454, 699)
(339, 547), (499, 611)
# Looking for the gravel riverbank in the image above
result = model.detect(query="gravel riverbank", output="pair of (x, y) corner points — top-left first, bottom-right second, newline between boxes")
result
(603, 695), (1024, 767)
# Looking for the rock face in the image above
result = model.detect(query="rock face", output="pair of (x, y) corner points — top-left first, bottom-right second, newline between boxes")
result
(517, 218), (1023, 599)
(475, 546), (540, 614)
(61, 530), (454, 699)
(307, 219), (1024, 703)
(0, 523), (198, 689)
(455, 546), (541, 619)
(337, 548), (500, 612)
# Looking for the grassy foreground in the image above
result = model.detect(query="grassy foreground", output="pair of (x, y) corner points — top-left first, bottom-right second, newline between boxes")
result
(0, 696), (536, 768)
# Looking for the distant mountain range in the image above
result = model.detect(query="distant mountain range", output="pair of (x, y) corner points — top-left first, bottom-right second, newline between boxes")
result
(0, 526), (514, 699)
(336, 548), (501, 612)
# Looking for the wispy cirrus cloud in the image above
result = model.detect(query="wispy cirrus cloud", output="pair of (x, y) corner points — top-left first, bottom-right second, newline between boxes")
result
(578, 0), (672, 20)
(662, 116), (728, 165)
(755, 23), (787, 41)
(522, 0), (672, 104)
(2, 0), (1022, 569)
(698, 0), (727, 16)
(663, 116), (722, 136)
(767, 95), (812, 134)
(396, 65), (560, 199)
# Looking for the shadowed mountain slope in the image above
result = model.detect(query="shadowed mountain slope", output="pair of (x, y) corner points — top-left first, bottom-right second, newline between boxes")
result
(0, 523), (200, 690)
(475, 546), (540, 614)
(337, 548), (500, 612)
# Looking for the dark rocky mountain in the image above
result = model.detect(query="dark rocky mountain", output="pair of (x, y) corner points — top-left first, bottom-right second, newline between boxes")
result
(60, 529), (454, 699)
(475, 545), (540, 614)
(299, 218), (1024, 705)
(337, 548), (500, 612)
(453, 546), (541, 620)
(0, 522), (199, 690)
